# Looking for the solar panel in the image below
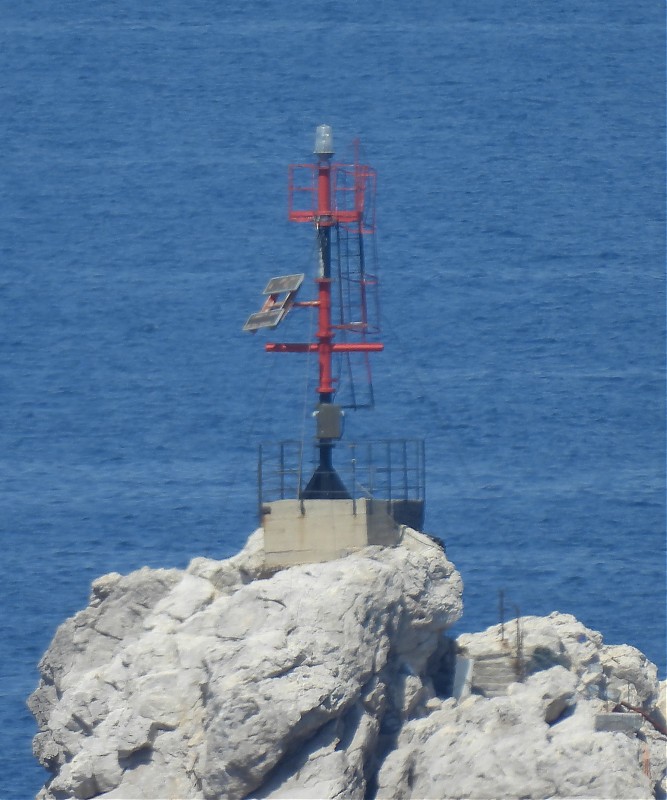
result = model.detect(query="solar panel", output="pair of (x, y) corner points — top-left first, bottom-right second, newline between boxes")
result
(264, 274), (304, 295)
(243, 274), (305, 333)
(243, 308), (286, 332)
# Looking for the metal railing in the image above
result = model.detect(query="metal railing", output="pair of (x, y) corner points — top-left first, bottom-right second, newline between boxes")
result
(258, 438), (425, 513)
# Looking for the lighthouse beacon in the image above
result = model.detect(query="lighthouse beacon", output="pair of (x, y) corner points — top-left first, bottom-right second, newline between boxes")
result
(244, 125), (425, 568)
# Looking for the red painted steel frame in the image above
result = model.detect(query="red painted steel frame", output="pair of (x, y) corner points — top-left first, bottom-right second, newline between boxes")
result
(265, 343), (384, 353)
(269, 147), (383, 397)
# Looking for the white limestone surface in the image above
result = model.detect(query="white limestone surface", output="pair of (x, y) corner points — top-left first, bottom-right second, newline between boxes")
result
(380, 613), (666, 800)
(29, 529), (665, 800)
(30, 528), (462, 799)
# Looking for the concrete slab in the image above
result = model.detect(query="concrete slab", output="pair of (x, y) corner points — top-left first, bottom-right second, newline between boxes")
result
(594, 712), (643, 734)
(263, 498), (402, 568)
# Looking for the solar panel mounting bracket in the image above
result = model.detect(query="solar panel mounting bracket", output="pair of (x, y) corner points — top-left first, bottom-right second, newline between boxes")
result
(243, 273), (305, 332)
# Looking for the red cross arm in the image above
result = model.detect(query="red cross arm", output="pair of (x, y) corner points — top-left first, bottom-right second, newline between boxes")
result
(265, 342), (384, 353)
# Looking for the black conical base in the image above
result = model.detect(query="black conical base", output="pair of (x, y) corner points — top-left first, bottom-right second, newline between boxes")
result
(301, 465), (350, 500)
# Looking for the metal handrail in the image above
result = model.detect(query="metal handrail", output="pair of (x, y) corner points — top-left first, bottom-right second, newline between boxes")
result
(258, 438), (425, 510)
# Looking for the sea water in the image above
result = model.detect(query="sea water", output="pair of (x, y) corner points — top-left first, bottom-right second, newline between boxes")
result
(1, 1), (664, 795)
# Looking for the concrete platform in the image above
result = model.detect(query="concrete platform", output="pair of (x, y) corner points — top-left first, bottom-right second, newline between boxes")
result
(262, 498), (419, 568)
(594, 712), (643, 735)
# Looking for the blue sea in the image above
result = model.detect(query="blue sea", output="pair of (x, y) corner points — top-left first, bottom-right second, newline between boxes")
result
(1, 1), (664, 796)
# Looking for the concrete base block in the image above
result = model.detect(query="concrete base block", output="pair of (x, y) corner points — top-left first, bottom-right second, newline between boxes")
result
(594, 712), (643, 734)
(262, 498), (403, 568)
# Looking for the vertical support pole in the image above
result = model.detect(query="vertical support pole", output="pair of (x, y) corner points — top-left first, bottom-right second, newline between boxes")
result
(351, 443), (357, 517)
(314, 148), (335, 485)
(402, 439), (408, 501)
(368, 441), (374, 512)
(387, 440), (392, 509)
(421, 440), (426, 503)
(297, 440), (303, 498)
(499, 589), (505, 641)
(315, 154), (334, 400)
(257, 443), (263, 522)
(315, 271), (334, 397)
(299, 441), (305, 516)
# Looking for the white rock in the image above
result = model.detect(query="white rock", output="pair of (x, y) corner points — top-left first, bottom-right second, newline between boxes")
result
(600, 643), (660, 708)
(151, 573), (215, 621)
(186, 528), (265, 593)
(507, 665), (576, 723)
(376, 667), (654, 800)
(30, 531), (664, 800)
(31, 529), (462, 800)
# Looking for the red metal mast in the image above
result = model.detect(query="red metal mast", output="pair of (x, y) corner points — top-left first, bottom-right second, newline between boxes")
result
(246, 125), (383, 499)
(244, 128), (426, 529)
(265, 126), (383, 402)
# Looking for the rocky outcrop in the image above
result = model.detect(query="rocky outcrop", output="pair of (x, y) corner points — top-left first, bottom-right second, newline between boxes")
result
(30, 528), (463, 799)
(30, 528), (666, 800)
(457, 613), (662, 708)
(376, 667), (654, 800)
(379, 614), (666, 800)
